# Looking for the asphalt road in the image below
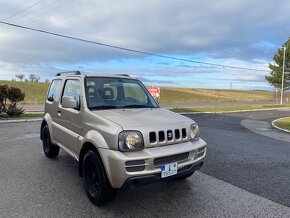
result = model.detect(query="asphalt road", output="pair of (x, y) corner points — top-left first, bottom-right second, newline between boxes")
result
(0, 109), (290, 217)
(188, 109), (290, 208)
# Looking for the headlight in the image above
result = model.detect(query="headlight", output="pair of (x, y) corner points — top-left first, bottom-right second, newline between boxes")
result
(118, 131), (144, 151)
(190, 123), (200, 141)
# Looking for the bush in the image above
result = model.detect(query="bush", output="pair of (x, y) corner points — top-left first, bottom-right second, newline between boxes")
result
(0, 85), (25, 116)
(0, 85), (8, 115)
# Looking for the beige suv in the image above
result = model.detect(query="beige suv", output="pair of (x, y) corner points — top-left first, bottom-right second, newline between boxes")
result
(40, 71), (207, 205)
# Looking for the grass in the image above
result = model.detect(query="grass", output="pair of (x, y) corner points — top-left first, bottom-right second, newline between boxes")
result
(0, 80), (49, 104)
(274, 117), (290, 131)
(160, 87), (278, 103)
(0, 113), (43, 120)
(0, 80), (289, 104)
(170, 104), (290, 113)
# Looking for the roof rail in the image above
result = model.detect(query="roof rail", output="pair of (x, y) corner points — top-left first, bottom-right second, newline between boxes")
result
(55, 71), (81, 76)
(115, 74), (130, 77)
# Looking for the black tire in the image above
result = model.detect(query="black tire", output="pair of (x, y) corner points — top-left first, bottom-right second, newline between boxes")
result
(176, 171), (195, 180)
(42, 125), (60, 158)
(82, 150), (116, 205)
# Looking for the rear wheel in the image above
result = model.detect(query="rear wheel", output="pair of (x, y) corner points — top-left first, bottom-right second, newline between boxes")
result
(82, 150), (116, 205)
(42, 125), (60, 158)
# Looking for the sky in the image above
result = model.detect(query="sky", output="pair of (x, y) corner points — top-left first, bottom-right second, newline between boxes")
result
(0, 0), (290, 90)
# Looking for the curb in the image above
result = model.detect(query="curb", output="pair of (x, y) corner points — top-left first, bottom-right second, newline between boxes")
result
(178, 107), (290, 115)
(271, 117), (290, 133)
(0, 118), (42, 124)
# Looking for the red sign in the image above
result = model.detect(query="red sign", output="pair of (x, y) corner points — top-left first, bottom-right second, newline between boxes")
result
(146, 86), (160, 102)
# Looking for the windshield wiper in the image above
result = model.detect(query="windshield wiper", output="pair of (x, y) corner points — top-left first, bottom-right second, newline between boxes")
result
(89, 105), (119, 110)
(122, 104), (155, 108)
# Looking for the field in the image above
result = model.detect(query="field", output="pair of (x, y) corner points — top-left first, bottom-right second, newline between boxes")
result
(159, 87), (277, 103)
(0, 80), (49, 104)
(0, 80), (287, 104)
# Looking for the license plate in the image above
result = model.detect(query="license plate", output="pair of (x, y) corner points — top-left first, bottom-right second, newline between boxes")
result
(161, 162), (178, 178)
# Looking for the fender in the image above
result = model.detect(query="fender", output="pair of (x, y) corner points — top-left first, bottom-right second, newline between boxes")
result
(78, 129), (110, 154)
(42, 113), (57, 145)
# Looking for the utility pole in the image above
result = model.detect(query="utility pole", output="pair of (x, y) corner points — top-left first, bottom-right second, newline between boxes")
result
(280, 46), (286, 105)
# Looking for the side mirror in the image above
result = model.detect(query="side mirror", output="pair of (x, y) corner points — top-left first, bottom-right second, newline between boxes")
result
(62, 96), (78, 109)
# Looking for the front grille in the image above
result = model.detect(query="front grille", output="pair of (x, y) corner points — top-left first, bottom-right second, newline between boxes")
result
(197, 146), (206, 158)
(149, 132), (156, 143)
(126, 166), (145, 172)
(125, 160), (146, 172)
(149, 128), (187, 144)
(154, 152), (190, 167)
(175, 129), (180, 139)
(182, 128), (187, 138)
(126, 160), (145, 166)
(158, 131), (165, 142)
(167, 130), (173, 141)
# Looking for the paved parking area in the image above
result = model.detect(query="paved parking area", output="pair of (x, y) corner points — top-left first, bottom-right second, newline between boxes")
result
(192, 109), (290, 207)
(0, 109), (290, 217)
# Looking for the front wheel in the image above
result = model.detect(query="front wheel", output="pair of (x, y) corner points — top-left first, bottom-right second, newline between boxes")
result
(42, 125), (60, 158)
(82, 150), (116, 205)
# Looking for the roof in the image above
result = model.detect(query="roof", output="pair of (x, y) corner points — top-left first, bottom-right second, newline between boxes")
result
(54, 71), (137, 79)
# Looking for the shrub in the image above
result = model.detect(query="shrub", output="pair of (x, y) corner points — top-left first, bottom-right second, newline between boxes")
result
(0, 85), (8, 115)
(0, 85), (25, 116)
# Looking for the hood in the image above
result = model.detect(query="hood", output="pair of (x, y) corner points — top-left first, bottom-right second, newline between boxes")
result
(93, 108), (194, 130)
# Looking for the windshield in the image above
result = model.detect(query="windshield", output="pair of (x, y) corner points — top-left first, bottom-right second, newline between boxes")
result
(85, 77), (158, 110)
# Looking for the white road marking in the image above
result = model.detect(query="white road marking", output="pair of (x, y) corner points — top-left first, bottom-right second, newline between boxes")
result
(241, 119), (290, 142)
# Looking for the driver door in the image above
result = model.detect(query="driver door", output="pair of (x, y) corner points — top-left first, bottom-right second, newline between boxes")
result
(53, 79), (82, 155)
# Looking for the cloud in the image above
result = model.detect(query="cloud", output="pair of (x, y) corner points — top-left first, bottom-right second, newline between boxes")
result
(0, 0), (289, 89)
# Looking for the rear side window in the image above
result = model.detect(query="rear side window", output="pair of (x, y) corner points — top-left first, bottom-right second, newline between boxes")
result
(62, 80), (81, 106)
(47, 79), (62, 102)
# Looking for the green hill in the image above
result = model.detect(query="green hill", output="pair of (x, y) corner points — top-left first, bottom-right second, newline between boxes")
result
(0, 80), (49, 104)
(0, 80), (284, 104)
(159, 87), (276, 103)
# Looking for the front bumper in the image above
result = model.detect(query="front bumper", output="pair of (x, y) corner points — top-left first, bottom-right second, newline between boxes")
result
(98, 138), (207, 189)
(122, 159), (204, 188)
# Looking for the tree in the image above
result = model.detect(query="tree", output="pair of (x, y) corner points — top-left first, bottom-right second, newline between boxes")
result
(266, 38), (290, 90)
(29, 74), (40, 82)
(0, 85), (25, 116)
(35, 76), (40, 82)
(15, 73), (25, 82)
(29, 74), (37, 82)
